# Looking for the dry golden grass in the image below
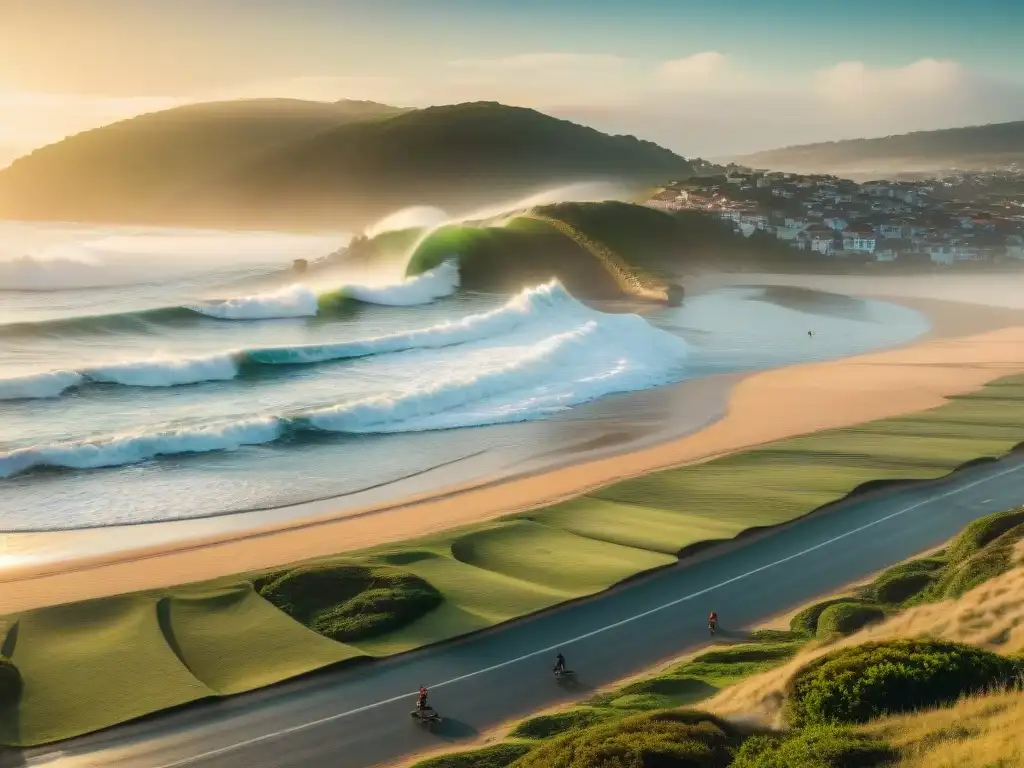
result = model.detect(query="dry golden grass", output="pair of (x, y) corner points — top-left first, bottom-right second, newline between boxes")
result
(708, 541), (1024, 725)
(861, 688), (1024, 768)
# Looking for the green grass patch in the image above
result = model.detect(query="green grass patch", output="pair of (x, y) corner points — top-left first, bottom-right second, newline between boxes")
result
(816, 602), (887, 638)
(411, 742), (534, 768)
(935, 523), (1024, 599)
(790, 598), (878, 638)
(945, 508), (1024, 564)
(509, 707), (614, 739)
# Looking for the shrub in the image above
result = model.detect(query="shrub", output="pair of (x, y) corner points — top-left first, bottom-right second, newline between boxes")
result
(936, 523), (1024, 599)
(946, 508), (1024, 564)
(787, 639), (1019, 727)
(510, 709), (742, 768)
(258, 563), (443, 642)
(790, 598), (876, 637)
(869, 571), (935, 605)
(0, 656), (21, 707)
(412, 743), (533, 768)
(510, 708), (613, 740)
(692, 643), (801, 665)
(816, 603), (886, 638)
(731, 725), (896, 768)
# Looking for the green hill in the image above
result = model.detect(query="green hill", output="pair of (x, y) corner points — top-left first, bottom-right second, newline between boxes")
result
(0, 98), (409, 226)
(736, 120), (1024, 175)
(0, 102), (695, 231)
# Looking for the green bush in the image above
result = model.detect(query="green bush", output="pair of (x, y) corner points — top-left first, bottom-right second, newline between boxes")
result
(692, 643), (802, 665)
(790, 599), (876, 637)
(862, 557), (945, 605)
(509, 709), (742, 768)
(936, 524), (1024, 599)
(412, 743), (533, 768)
(815, 603), (886, 637)
(787, 639), (1019, 726)
(946, 508), (1024, 564)
(510, 708), (613, 740)
(0, 657), (22, 708)
(731, 725), (896, 768)
(258, 563), (443, 642)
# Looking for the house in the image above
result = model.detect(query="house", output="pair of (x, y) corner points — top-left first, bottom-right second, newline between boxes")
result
(756, 177), (771, 188)
(877, 222), (904, 239)
(923, 242), (954, 265)
(842, 224), (876, 255)
(739, 213), (770, 235)
(824, 216), (849, 231)
(725, 173), (746, 185)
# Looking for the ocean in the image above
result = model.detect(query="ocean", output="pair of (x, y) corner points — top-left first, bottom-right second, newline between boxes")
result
(0, 220), (930, 531)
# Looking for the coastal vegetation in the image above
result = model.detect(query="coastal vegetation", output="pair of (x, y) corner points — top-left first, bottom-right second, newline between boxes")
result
(0, 101), (696, 231)
(2, 376), (1024, 746)
(408, 512), (1024, 768)
(735, 119), (1024, 175)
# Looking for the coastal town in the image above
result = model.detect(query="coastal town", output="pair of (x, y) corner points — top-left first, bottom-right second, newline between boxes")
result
(647, 165), (1024, 265)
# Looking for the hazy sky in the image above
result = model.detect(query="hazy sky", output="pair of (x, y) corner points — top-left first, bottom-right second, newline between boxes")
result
(2, 0), (1023, 164)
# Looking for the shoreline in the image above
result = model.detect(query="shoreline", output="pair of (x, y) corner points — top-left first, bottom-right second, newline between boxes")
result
(2, 291), (1024, 615)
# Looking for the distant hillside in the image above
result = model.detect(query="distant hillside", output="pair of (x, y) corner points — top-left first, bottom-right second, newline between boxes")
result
(736, 120), (1024, 175)
(0, 101), (695, 231)
(0, 98), (409, 226)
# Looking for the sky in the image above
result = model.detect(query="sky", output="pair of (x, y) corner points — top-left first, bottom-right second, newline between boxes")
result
(2, 0), (1024, 165)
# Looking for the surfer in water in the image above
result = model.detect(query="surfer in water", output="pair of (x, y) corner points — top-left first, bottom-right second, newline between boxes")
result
(808, 330), (814, 338)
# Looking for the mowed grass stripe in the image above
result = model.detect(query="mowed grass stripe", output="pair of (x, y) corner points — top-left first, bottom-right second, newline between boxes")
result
(165, 583), (363, 696)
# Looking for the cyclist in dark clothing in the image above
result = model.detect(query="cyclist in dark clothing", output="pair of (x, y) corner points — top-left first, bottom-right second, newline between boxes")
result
(554, 652), (566, 674)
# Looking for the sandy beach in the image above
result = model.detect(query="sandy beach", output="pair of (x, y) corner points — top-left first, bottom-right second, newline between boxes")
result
(2, 289), (1023, 615)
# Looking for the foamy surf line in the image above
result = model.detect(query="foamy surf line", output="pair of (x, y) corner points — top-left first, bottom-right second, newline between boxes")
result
(0, 261), (461, 337)
(0, 307), (690, 478)
(0, 279), (585, 401)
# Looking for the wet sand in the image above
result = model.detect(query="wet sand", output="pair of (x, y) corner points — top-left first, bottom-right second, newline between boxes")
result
(2, 290), (1023, 615)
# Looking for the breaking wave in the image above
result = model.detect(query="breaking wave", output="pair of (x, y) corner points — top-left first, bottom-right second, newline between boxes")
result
(0, 260), (460, 337)
(0, 279), (596, 400)
(0, 283), (690, 477)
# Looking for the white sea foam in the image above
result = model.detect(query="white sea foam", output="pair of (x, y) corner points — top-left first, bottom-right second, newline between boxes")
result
(189, 284), (320, 320)
(337, 260), (460, 306)
(0, 370), (84, 401)
(0, 418), (283, 478)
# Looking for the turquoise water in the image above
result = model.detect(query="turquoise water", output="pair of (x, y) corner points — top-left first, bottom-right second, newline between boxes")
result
(0, 223), (929, 531)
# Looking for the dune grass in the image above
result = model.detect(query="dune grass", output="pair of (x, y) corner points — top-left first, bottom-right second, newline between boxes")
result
(4, 376), (1024, 746)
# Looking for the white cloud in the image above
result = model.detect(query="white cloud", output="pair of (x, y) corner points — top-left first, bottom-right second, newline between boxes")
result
(657, 51), (728, 85)
(814, 58), (965, 105)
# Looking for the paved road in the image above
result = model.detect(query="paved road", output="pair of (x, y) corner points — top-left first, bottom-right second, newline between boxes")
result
(9, 455), (1024, 768)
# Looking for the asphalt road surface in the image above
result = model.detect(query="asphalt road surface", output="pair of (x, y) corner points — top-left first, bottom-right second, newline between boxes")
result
(9, 455), (1024, 768)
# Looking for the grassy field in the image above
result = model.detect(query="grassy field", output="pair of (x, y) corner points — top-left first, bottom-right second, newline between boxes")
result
(2, 376), (1024, 745)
